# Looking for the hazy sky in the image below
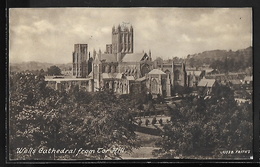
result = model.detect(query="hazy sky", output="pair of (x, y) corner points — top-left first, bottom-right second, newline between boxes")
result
(9, 8), (252, 64)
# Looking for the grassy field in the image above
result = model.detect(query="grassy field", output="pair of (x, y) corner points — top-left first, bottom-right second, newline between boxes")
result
(121, 131), (162, 159)
(136, 131), (161, 147)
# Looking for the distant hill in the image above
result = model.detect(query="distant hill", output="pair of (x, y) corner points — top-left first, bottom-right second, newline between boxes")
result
(186, 47), (252, 68)
(9, 47), (252, 73)
(9, 61), (72, 72)
(56, 63), (72, 71)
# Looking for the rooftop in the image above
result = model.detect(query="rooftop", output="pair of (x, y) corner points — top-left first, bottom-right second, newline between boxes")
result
(100, 54), (117, 62)
(136, 77), (146, 81)
(122, 53), (148, 62)
(45, 77), (92, 82)
(186, 70), (203, 76)
(197, 78), (216, 87)
(148, 69), (166, 75)
(126, 76), (135, 80)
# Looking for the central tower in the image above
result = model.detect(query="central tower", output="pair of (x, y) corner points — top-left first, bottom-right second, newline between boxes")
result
(112, 24), (133, 54)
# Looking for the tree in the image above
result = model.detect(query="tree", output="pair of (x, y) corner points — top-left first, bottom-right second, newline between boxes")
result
(189, 58), (195, 67)
(47, 66), (61, 76)
(9, 73), (139, 160)
(9, 72), (60, 159)
(156, 94), (164, 104)
(153, 85), (252, 159)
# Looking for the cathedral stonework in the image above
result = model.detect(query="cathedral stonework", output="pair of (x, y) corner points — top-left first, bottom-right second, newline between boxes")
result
(46, 23), (187, 97)
(91, 24), (153, 94)
(111, 24), (133, 54)
(72, 44), (89, 78)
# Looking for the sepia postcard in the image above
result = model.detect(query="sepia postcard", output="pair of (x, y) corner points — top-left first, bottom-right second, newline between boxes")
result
(7, 7), (254, 163)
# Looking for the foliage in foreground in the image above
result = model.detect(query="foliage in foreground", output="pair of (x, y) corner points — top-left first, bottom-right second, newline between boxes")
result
(153, 85), (253, 159)
(9, 72), (139, 160)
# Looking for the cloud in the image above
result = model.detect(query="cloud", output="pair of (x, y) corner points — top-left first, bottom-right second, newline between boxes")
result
(9, 8), (252, 64)
(180, 34), (191, 42)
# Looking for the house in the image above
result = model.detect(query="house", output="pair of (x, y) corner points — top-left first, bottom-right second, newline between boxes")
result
(203, 68), (218, 75)
(197, 78), (217, 95)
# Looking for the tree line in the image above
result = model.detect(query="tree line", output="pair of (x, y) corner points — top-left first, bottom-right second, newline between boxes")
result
(186, 47), (252, 73)
(209, 57), (252, 73)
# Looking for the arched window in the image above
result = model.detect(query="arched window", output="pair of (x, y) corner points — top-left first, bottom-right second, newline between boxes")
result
(141, 64), (150, 76)
(151, 79), (158, 94)
(174, 70), (180, 81)
(117, 82), (120, 93)
(105, 65), (110, 73)
(105, 82), (109, 89)
(120, 83), (123, 93)
(109, 81), (113, 89)
(123, 84), (127, 94)
(111, 65), (116, 73)
(114, 82), (117, 92)
(165, 69), (170, 75)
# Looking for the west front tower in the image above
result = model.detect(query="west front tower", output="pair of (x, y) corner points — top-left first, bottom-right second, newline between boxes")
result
(72, 44), (88, 78)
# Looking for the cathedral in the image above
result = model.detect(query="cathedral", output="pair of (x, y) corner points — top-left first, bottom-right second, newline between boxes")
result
(45, 23), (187, 97)
(91, 24), (154, 94)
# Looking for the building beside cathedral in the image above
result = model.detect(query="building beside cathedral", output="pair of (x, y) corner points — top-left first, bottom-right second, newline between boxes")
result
(45, 23), (188, 97)
(153, 59), (187, 94)
(146, 69), (171, 97)
(45, 44), (93, 92)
